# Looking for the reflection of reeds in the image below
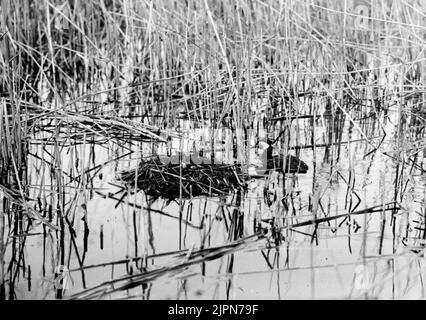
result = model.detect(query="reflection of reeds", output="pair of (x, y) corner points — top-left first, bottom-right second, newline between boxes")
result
(0, 0), (425, 299)
(69, 232), (265, 300)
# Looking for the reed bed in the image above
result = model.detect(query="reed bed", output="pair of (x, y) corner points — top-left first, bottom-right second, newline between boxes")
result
(0, 0), (425, 299)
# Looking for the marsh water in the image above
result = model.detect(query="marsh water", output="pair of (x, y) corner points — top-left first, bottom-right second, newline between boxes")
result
(4, 71), (426, 300)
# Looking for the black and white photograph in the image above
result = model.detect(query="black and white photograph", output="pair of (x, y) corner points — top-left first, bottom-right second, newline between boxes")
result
(0, 0), (425, 303)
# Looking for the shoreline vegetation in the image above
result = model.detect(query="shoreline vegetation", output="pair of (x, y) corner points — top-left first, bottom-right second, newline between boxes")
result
(0, 0), (425, 299)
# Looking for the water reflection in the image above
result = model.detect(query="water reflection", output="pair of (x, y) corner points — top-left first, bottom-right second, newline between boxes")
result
(2, 91), (423, 300)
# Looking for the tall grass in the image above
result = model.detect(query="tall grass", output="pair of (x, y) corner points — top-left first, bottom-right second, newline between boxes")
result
(0, 0), (425, 299)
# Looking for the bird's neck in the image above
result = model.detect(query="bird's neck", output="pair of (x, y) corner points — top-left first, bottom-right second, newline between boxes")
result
(267, 145), (273, 160)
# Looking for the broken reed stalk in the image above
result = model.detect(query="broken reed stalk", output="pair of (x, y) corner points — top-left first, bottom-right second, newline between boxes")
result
(282, 201), (400, 231)
(69, 232), (264, 300)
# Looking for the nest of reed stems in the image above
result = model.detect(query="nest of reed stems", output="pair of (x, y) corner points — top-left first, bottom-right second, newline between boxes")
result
(120, 157), (246, 200)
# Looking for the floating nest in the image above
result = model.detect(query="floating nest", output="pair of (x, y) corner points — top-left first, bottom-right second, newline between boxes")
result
(120, 157), (246, 200)
(120, 150), (309, 201)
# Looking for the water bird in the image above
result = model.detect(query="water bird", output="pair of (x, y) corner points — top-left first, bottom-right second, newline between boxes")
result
(265, 139), (308, 174)
(120, 139), (308, 201)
